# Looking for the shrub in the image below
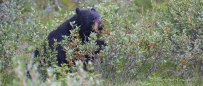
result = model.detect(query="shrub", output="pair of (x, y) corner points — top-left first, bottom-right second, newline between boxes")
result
(155, 0), (203, 78)
(0, 0), (203, 86)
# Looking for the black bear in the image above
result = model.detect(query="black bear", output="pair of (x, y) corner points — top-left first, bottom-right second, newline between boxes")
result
(34, 8), (105, 69)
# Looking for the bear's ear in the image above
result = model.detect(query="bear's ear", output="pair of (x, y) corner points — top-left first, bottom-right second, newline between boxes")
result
(91, 8), (97, 12)
(76, 8), (81, 14)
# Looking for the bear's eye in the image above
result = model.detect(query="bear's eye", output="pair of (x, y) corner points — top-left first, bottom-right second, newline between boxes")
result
(92, 17), (96, 20)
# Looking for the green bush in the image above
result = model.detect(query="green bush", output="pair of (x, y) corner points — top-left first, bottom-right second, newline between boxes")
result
(155, 0), (203, 78)
(0, 0), (203, 86)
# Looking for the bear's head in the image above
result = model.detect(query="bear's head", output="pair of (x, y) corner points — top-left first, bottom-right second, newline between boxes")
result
(74, 8), (103, 42)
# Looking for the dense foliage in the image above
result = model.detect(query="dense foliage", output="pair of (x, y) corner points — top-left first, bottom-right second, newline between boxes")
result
(0, 0), (203, 86)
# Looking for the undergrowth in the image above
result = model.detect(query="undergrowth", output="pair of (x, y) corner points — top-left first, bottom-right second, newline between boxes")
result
(0, 0), (203, 86)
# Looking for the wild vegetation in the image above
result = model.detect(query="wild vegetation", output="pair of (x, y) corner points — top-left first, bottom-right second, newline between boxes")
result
(0, 0), (203, 86)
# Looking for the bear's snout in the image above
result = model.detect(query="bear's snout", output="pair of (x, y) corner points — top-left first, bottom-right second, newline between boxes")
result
(93, 20), (103, 32)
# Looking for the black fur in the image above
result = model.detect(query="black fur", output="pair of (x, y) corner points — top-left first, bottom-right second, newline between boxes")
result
(34, 8), (105, 67)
